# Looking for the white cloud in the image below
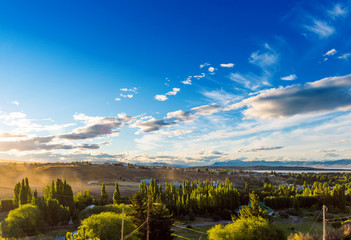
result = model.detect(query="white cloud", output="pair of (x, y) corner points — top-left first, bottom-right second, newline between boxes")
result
(280, 74), (297, 81)
(338, 53), (351, 60)
(328, 4), (348, 18)
(305, 19), (335, 38)
(220, 63), (235, 68)
(200, 62), (210, 68)
(155, 88), (180, 101)
(11, 101), (19, 106)
(249, 45), (278, 69)
(229, 72), (265, 90)
(166, 88), (180, 96)
(324, 48), (337, 56)
(208, 67), (215, 72)
(120, 87), (138, 92)
(181, 76), (192, 85)
(202, 89), (238, 105)
(114, 97), (121, 101)
(155, 95), (168, 101)
(193, 73), (206, 79)
(120, 94), (133, 98)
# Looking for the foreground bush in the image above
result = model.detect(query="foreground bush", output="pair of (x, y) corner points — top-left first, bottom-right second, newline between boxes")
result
(207, 216), (285, 240)
(79, 212), (137, 240)
(288, 232), (314, 240)
(1, 204), (45, 238)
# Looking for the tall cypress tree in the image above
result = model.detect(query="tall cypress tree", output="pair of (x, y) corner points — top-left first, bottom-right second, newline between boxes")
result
(100, 183), (108, 205)
(113, 182), (121, 204)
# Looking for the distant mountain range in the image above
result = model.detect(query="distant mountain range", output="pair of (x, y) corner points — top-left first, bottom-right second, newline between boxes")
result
(210, 159), (351, 169)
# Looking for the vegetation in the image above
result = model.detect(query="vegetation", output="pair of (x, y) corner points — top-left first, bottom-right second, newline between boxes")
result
(78, 212), (137, 240)
(1, 204), (44, 238)
(2, 171), (351, 239)
(208, 216), (285, 240)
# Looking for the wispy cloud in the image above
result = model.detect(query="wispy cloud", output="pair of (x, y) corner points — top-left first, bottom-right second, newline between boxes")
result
(220, 63), (235, 68)
(200, 62), (210, 68)
(11, 100), (19, 106)
(0, 136), (105, 152)
(305, 19), (335, 38)
(229, 72), (266, 90)
(239, 146), (284, 152)
(249, 43), (278, 69)
(281, 74), (297, 81)
(202, 89), (238, 105)
(328, 3), (348, 18)
(338, 53), (351, 60)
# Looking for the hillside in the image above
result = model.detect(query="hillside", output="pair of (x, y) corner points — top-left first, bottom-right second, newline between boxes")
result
(0, 163), (280, 199)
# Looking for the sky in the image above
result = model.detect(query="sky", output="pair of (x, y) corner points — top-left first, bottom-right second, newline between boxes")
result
(0, 0), (351, 166)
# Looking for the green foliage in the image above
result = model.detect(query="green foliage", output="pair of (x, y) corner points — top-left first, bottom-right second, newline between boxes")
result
(207, 217), (285, 240)
(13, 178), (32, 206)
(79, 212), (137, 240)
(74, 189), (93, 211)
(100, 183), (108, 205)
(66, 226), (100, 240)
(113, 182), (121, 204)
(78, 204), (132, 221)
(287, 232), (314, 240)
(130, 191), (175, 240)
(149, 202), (175, 240)
(1, 198), (15, 211)
(240, 192), (269, 220)
(1, 204), (45, 238)
(44, 179), (74, 211)
(42, 198), (70, 226)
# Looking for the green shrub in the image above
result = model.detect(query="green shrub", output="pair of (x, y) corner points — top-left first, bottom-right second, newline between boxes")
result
(207, 216), (285, 240)
(79, 212), (137, 240)
(1, 204), (45, 238)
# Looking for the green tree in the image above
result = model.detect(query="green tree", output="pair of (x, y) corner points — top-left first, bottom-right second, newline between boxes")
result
(79, 212), (137, 240)
(207, 216), (284, 240)
(113, 182), (121, 204)
(149, 202), (175, 240)
(1, 204), (45, 238)
(100, 184), (108, 205)
(43, 198), (70, 226)
(239, 192), (269, 220)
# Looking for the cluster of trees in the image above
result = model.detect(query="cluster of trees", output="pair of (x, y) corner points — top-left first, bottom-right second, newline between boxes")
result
(135, 178), (240, 218)
(262, 181), (347, 212)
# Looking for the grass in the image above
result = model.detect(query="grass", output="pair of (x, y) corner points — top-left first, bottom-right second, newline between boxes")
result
(273, 218), (324, 238)
(173, 225), (212, 240)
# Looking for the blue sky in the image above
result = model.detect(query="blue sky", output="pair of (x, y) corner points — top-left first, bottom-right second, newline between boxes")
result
(0, 0), (351, 166)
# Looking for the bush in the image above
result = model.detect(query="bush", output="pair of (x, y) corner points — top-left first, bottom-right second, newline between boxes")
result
(207, 216), (285, 240)
(0, 198), (15, 211)
(287, 232), (314, 240)
(1, 204), (45, 238)
(79, 212), (137, 240)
